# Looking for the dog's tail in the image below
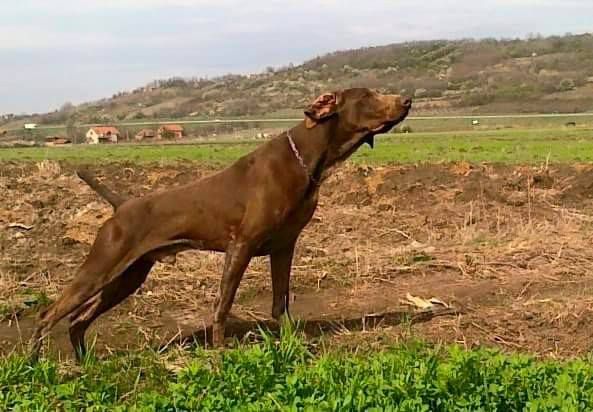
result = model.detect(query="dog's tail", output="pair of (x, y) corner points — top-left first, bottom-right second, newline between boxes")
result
(76, 169), (126, 209)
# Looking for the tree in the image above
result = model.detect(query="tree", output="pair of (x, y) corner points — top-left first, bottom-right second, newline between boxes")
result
(66, 116), (79, 144)
(60, 102), (74, 112)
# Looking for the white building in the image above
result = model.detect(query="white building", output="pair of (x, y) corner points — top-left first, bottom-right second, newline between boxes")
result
(85, 126), (120, 144)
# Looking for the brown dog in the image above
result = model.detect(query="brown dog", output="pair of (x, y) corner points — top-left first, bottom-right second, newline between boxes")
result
(31, 88), (411, 360)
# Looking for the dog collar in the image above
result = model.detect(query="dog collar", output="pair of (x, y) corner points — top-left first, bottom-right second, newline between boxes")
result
(286, 130), (318, 186)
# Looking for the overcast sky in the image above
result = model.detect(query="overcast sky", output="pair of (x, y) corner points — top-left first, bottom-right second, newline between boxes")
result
(1, 0), (591, 114)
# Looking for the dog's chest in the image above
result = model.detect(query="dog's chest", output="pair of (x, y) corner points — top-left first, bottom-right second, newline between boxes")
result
(280, 191), (318, 231)
(290, 197), (318, 228)
(264, 192), (318, 249)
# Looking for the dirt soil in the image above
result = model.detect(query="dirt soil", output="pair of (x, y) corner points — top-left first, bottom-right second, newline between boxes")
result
(3, 160), (593, 359)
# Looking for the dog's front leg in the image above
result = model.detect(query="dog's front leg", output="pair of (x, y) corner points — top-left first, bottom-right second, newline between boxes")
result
(212, 239), (252, 347)
(270, 242), (296, 321)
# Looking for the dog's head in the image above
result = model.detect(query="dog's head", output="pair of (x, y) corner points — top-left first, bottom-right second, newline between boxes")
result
(304, 88), (411, 164)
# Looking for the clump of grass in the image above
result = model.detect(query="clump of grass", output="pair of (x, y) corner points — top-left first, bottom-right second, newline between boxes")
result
(0, 289), (51, 322)
(35, 160), (61, 177)
(0, 304), (11, 321)
(2, 326), (593, 410)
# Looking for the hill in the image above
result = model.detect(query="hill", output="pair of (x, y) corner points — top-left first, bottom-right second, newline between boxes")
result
(3, 33), (593, 128)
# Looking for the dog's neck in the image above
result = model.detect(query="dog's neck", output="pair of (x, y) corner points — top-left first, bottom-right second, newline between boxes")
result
(289, 120), (349, 185)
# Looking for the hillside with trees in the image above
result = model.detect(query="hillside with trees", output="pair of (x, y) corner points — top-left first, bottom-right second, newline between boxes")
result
(3, 33), (593, 128)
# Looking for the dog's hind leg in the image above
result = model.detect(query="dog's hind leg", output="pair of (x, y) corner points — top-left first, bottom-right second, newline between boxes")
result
(68, 258), (153, 361)
(30, 219), (132, 360)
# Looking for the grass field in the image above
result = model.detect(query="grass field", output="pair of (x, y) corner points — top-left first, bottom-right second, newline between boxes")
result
(2, 127), (593, 164)
(3, 328), (593, 411)
(404, 114), (593, 133)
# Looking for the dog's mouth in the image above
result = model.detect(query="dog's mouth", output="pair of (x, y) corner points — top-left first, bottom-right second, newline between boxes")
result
(363, 108), (410, 148)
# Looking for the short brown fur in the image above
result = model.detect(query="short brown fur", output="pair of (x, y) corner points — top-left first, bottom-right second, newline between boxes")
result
(30, 88), (411, 360)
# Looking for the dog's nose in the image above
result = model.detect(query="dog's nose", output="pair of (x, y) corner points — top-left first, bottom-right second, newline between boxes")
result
(402, 97), (413, 108)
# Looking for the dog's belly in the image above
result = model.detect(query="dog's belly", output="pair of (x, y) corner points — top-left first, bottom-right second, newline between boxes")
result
(129, 179), (318, 256)
(138, 182), (246, 249)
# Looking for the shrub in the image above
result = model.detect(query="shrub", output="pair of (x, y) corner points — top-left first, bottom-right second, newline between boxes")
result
(558, 78), (576, 91)
(458, 92), (495, 106)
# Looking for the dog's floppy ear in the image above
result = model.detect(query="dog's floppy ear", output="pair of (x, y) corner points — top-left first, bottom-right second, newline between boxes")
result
(304, 92), (340, 129)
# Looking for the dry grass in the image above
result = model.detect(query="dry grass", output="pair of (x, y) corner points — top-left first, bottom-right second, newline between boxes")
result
(2, 161), (593, 358)
(35, 160), (61, 178)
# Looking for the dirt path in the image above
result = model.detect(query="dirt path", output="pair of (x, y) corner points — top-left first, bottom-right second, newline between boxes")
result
(2, 161), (593, 359)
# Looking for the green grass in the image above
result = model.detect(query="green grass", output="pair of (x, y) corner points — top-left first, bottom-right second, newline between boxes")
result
(0, 141), (256, 165)
(3, 327), (593, 411)
(401, 115), (593, 133)
(2, 127), (593, 165)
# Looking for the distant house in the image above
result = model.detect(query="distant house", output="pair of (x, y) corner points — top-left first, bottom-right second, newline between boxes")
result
(157, 124), (184, 139)
(85, 126), (120, 144)
(45, 136), (72, 146)
(135, 128), (156, 141)
(24, 123), (37, 130)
